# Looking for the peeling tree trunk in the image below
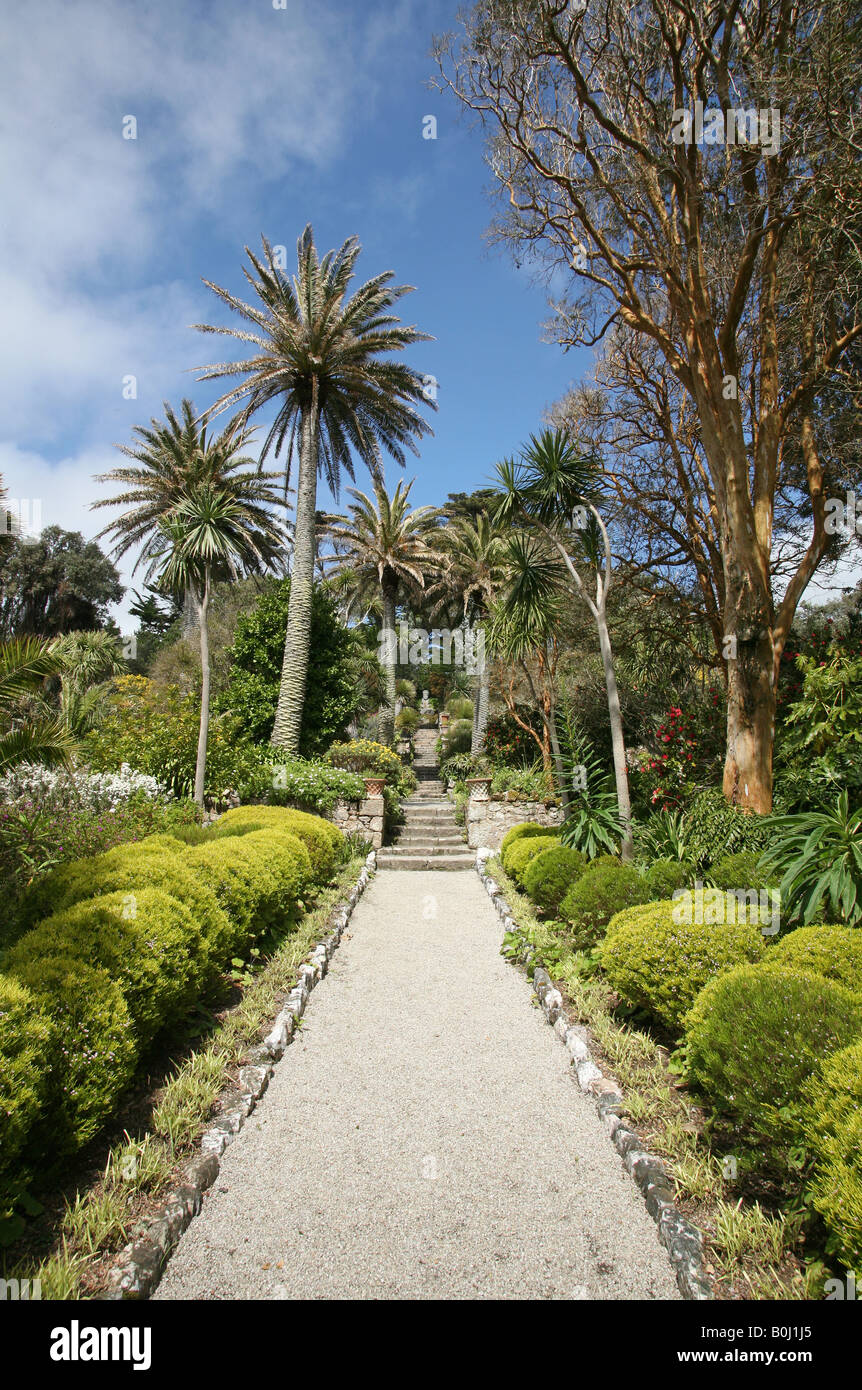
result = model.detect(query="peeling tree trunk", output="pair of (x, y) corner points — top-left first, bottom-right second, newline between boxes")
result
(271, 391), (319, 753)
(193, 574), (211, 808)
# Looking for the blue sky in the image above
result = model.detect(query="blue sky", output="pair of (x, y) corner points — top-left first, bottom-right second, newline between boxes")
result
(0, 0), (589, 630)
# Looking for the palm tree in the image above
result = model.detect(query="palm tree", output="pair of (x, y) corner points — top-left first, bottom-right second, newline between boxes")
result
(0, 637), (76, 773)
(145, 481), (284, 805)
(487, 533), (568, 804)
(193, 226), (435, 753)
(52, 629), (127, 737)
(92, 400), (265, 637)
(319, 479), (435, 745)
(495, 429), (633, 859)
(426, 513), (508, 754)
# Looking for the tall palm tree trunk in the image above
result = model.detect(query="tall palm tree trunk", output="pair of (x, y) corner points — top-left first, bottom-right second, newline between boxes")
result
(378, 576), (398, 746)
(272, 391), (319, 751)
(471, 630), (490, 755)
(193, 575), (211, 807)
(596, 605), (633, 860)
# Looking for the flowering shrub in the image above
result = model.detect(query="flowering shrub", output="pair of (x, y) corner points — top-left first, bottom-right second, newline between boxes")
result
(630, 697), (724, 811)
(0, 763), (169, 812)
(325, 740), (404, 785)
(483, 710), (543, 767)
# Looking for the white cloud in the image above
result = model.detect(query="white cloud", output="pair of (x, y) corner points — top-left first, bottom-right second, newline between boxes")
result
(0, 0), (416, 446)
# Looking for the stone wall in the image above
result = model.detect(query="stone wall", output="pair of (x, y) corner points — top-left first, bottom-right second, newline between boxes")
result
(330, 794), (385, 850)
(465, 793), (562, 851)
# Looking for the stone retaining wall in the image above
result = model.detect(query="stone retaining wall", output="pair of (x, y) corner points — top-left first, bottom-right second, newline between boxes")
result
(465, 793), (562, 850)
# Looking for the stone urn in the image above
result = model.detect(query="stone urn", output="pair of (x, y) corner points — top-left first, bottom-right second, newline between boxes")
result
(363, 776), (386, 797)
(466, 775), (492, 800)
(439, 711), (450, 729)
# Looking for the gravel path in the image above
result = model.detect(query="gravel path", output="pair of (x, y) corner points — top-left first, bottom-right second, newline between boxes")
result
(155, 869), (680, 1301)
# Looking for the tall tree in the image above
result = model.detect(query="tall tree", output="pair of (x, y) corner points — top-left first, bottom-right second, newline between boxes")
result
(0, 527), (123, 637)
(436, 0), (862, 811)
(145, 481), (284, 805)
(319, 478), (435, 745)
(194, 226), (435, 754)
(93, 399), (265, 638)
(426, 512), (508, 753)
(495, 429), (634, 858)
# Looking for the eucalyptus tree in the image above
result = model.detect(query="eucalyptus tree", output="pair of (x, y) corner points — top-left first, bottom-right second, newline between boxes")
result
(318, 478), (435, 745)
(145, 480), (284, 805)
(495, 429), (633, 858)
(436, 0), (862, 812)
(194, 226), (435, 754)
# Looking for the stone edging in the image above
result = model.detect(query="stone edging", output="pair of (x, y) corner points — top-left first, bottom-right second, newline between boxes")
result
(103, 850), (378, 1300)
(474, 847), (713, 1302)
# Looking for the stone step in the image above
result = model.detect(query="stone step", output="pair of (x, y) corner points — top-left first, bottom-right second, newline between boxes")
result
(386, 843), (464, 856)
(376, 853), (475, 871)
(397, 832), (464, 845)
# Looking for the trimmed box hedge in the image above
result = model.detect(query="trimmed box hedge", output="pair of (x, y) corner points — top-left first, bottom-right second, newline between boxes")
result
(684, 964), (862, 1155)
(598, 899), (766, 1031)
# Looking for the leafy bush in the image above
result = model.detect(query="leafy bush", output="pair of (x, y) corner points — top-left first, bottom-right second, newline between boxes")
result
(633, 809), (691, 865)
(682, 788), (774, 872)
(769, 924), (862, 992)
(560, 860), (651, 949)
(443, 718), (473, 755)
(502, 833), (560, 884)
(214, 805), (342, 879)
(395, 678), (417, 705)
(559, 737), (623, 857)
(326, 739), (402, 784)
(490, 762), (551, 801)
(500, 821), (553, 859)
(10, 841), (228, 968)
(439, 751), (490, 787)
(706, 850), (776, 893)
(484, 709), (543, 766)
(246, 756), (364, 814)
(9, 955), (137, 1154)
(521, 845), (587, 916)
(644, 858), (691, 899)
(0, 977), (53, 1199)
(395, 707), (420, 735)
(7, 890), (200, 1047)
(801, 1040), (862, 1277)
(218, 579), (364, 753)
(598, 901), (765, 1031)
(185, 829), (311, 950)
(684, 964), (862, 1153)
(446, 697), (474, 722)
(759, 793), (862, 926)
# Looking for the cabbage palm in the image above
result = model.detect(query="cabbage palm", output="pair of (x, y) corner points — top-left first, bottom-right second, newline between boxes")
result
(194, 226), (434, 753)
(146, 480), (284, 805)
(93, 401), (267, 636)
(494, 429), (633, 859)
(319, 479), (435, 745)
(427, 513), (507, 754)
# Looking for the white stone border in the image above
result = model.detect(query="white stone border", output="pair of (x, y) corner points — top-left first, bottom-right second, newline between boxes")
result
(475, 846), (713, 1302)
(103, 851), (377, 1300)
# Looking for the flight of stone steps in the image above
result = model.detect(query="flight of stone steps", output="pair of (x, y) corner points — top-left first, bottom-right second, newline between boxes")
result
(376, 725), (474, 871)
